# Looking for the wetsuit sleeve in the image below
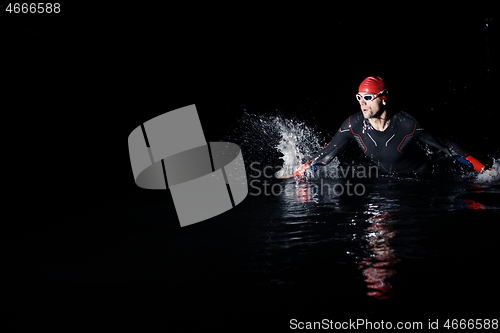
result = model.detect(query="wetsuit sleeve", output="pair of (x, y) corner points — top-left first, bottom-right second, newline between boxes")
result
(416, 127), (485, 172)
(306, 118), (353, 166)
(293, 118), (352, 180)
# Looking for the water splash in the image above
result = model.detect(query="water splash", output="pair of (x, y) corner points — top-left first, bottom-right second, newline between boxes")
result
(272, 115), (331, 178)
(225, 111), (334, 178)
(476, 158), (500, 183)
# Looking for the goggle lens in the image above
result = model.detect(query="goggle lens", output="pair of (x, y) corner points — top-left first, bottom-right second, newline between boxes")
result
(356, 94), (377, 101)
(356, 89), (387, 102)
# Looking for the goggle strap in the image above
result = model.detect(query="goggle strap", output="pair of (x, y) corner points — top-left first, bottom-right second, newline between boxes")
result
(376, 89), (388, 97)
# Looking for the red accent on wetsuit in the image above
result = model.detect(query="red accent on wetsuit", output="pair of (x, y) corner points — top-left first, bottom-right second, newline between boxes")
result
(349, 116), (367, 153)
(465, 155), (485, 172)
(397, 122), (416, 153)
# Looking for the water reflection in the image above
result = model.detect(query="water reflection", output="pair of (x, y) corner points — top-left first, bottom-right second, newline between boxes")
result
(357, 206), (400, 300)
(453, 184), (487, 210)
(276, 178), (403, 300)
(285, 179), (403, 299)
(295, 182), (318, 203)
(252, 172), (499, 319)
(290, 179), (356, 204)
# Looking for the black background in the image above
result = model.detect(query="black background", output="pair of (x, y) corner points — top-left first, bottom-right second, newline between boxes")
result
(2, 4), (498, 330)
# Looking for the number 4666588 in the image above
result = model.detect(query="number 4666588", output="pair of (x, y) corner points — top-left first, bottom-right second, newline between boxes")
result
(5, 3), (61, 13)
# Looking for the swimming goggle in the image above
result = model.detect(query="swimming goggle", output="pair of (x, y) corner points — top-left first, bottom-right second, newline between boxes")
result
(356, 89), (387, 102)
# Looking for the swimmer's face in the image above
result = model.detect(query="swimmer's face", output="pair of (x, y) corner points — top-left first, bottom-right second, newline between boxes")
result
(358, 93), (385, 119)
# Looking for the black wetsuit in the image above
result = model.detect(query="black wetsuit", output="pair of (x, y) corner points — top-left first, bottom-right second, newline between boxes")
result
(307, 111), (473, 174)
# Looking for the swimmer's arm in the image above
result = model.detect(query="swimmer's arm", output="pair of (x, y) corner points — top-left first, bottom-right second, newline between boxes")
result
(416, 129), (486, 172)
(294, 120), (352, 179)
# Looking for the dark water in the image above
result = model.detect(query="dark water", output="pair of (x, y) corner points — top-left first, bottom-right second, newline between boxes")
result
(4, 11), (500, 331)
(117, 173), (500, 328)
(6, 107), (500, 330)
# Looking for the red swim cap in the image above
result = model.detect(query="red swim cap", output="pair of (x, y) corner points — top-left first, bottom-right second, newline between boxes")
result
(358, 76), (387, 100)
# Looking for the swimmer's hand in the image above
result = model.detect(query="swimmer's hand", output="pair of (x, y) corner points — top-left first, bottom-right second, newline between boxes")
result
(274, 172), (295, 179)
(274, 163), (318, 180)
(294, 163), (310, 181)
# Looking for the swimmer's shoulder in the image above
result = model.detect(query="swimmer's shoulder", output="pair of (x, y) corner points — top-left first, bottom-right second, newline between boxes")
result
(393, 111), (421, 130)
(341, 111), (364, 128)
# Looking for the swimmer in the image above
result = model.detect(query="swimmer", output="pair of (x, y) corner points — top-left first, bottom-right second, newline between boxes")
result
(281, 76), (493, 180)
